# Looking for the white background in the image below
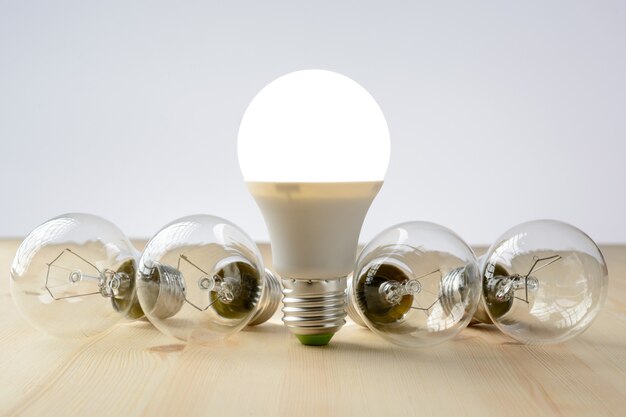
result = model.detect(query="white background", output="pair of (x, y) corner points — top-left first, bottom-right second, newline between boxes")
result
(1, 0), (625, 244)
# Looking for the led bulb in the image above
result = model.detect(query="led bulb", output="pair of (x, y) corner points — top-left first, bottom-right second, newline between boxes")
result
(136, 215), (281, 344)
(10, 213), (141, 338)
(473, 220), (608, 345)
(238, 69), (390, 345)
(346, 222), (481, 347)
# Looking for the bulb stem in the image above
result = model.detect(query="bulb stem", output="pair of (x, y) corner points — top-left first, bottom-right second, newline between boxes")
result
(472, 273), (541, 325)
(492, 274), (540, 302)
(379, 279), (421, 305)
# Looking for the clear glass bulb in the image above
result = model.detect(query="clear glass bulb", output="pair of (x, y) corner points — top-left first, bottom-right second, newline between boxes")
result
(347, 222), (481, 348)
(238, 69), (390, 345)
(477, 220), (608, 345)
(10, 213), (141, 338)
(136, 215), (280, 344)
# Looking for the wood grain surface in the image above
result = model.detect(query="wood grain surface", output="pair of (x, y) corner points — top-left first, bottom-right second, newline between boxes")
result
(0, 241), (624, 417)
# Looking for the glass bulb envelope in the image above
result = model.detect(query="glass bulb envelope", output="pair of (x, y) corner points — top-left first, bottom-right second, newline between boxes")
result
(137, 215), (269, 344)
(349, 222), (481, 347)
(479, 220), (608, 345)
(10, 213), (140, 338)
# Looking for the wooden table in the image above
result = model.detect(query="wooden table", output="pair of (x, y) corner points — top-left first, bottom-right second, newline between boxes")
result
(1, 241), (624, 417)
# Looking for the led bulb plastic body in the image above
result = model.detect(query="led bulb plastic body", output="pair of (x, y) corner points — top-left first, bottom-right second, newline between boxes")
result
(474, 220), (608, 345)
(349, 222), (481, 348)
(238, 70), (390, 345)
(247, 182), (382, 279)
(137, 215), (280, 344)
(10, 213), (141, 338)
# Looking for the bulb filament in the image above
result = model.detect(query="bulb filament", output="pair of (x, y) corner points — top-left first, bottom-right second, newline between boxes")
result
(488, 254), (561, 304)
(178, 255), (240, 312)
(197, 274), (237, 304)
(45, 249), (130, 300)
(379, 268), (448, 315)
(494, 275), (539, 303)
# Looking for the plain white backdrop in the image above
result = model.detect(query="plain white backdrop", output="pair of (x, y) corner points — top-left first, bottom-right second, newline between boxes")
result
(1, 0), (625, 244)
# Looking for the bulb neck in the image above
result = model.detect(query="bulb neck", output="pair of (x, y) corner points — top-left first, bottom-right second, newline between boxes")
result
(281, 277), (347, 345)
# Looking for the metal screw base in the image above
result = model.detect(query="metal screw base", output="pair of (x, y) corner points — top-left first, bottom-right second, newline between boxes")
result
(248, 269), (282, 326)
(141, 263), (187, 320)
(345, 276), (366, 327)
(281, 277), (347, 342)
(440, 266), (468, 316)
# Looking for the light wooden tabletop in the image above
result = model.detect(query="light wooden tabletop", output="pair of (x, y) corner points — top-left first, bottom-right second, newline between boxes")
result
(0, 240), (624, 417)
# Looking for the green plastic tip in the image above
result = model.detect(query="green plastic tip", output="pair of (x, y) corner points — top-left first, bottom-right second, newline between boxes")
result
(296, 334), (334, 346)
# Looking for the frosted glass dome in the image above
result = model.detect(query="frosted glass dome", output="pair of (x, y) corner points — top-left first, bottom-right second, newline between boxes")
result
(238, 69), (390, 183)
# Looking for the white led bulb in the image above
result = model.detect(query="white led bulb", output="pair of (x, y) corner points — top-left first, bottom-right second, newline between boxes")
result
(238, 69), (390, 345)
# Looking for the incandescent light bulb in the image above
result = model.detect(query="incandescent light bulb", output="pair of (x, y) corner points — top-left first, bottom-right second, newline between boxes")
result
(136, 215), (281, 344)
(10, 213), (141, 338)
(238, 69), (390, 345)
(473, 220), (608, 344)
(346, 222), (481, 347)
